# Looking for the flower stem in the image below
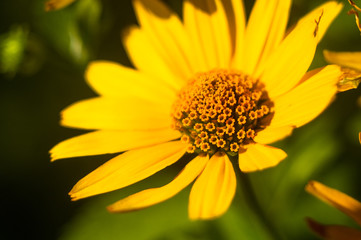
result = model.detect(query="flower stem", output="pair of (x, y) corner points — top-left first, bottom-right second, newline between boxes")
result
(237, 171), (285, 240)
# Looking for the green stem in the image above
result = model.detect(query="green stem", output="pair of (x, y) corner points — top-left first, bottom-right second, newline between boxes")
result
(237, 171), (284, 240)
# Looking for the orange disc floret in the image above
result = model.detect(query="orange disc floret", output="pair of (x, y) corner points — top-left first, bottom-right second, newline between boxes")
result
(171, 69), (274, 156)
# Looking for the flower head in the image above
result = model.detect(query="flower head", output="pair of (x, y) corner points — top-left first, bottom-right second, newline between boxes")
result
(306, 181), (361, 239)
(51, 0), (343, 220)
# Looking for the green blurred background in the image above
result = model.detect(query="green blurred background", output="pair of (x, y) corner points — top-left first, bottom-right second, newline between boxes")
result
(1, 0), (361, 239)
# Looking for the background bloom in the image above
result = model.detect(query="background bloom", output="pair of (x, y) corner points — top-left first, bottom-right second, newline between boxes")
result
(306, 181), (361, 240)
(324, 50), (361, 91)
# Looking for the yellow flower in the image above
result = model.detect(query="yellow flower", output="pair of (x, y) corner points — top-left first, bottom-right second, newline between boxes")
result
(306, 181), (361, 240)
(51, 0), (343, 220)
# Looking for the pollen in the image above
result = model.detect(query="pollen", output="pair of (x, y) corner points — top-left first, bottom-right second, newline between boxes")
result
(171, 69), (274, 156)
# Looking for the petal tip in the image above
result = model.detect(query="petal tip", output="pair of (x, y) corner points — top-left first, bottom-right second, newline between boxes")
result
(305, 180), (319, 194)
(306, 217), (327, 237)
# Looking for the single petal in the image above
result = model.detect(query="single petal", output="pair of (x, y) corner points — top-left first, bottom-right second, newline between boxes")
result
(86, 61), (176, 103)
(183, 0), (232, 70)
(50, 128), (180, 161)
(189, 153), (236, 220)
(229, 0), (246, 69)
(243, 0), (291, 76)
(269, 65), (341, 128)
(69, 141), (186, 200)
(122, 26), (183, 91)
(307, 218), (361, 240)
(61, 97), (172, 130)
(107, 154), (209, 213)
(298, 1), (343, 43)
(306, 181), (361, 226)
(254, 126), (295, 145)
(132, 0), (195, 79)
(238, 143), (287, 172)
(45, 0), (76, 11)
(324, 50), (361, 72)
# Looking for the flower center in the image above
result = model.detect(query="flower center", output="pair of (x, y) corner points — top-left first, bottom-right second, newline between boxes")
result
(172, 69), (274, 156)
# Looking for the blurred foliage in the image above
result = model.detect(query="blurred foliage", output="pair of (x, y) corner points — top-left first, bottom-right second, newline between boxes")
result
(32, 0), (102, 67)
(1, 0), (361, 240)
(0, 25), (28, 77)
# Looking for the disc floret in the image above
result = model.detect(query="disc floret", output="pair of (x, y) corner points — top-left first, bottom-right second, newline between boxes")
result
(172, 69), (273, 156)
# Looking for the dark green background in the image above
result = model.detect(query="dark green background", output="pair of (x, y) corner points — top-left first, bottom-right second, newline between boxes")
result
(1, 0), (361, 239)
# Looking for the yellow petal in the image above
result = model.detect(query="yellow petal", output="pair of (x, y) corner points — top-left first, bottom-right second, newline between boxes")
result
(324, 50), (361, 72)
(183, 0), (232, 70)
(260, 7), (323, 99)
(229, 0), (246, 69)
(132, 0), (195, 79)
(306, 181), (361, 226)
(243, 0), (291, 76)
(238, 143), (287, 172)
(50, 128), (180, 161)
(69, 141), (186, 200)
(269, 65), (341, 128)
(45, 0), (76, 11)
(61, 97), (172, 130)
(107, 154), (209, 213)
(189, 153), (236, 220)
(307, 218), (361, 240)
(122, 26), (183, 91)
(254, 126), (295, 145)
(298, 1), (343, 43)
(85, 61), (176, 103)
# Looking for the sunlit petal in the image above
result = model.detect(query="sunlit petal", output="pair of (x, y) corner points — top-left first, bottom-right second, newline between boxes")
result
(189, 153), (236, 220)
(254, 126), (295, 144)
(132, 0), (195, 79)
(324, 50), (361, 71)
(61, 97), (172, 130)
(86, 61), (176, 103)
(298, 1), (343, 43)
(260, 2), (342, 98)
(269, 65), (341, 128)
(306, 181), (361, 226)
(238, 143), (287, 172)
(123, 26), (183, 91)
(69, 141), (186, 200)
(107, 154), (208, 213)
(183, 0), (232, 70)
(50, 128), (180, 161)
(243, 0), (291, 76)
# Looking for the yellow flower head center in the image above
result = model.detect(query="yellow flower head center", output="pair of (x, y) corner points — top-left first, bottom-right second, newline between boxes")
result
(172, 69), (274, 156)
